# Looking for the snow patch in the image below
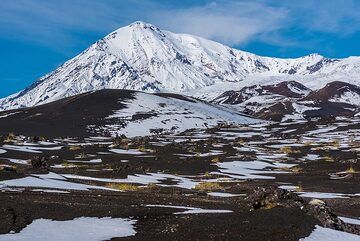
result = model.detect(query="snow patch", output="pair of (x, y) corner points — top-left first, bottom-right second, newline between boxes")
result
(0, 217), (136, 241)
(300, 225), (360, 241)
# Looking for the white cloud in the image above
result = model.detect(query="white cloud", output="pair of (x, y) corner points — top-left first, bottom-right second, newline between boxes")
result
(0, 0), (359, 51)
(269, 0), (360, 35)
(153, 1), (288, 46)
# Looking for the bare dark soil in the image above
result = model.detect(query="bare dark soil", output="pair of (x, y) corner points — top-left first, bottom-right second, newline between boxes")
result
(0, 100), (359, 240)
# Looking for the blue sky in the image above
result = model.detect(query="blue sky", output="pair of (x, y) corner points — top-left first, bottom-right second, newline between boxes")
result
(1, 0), (360, 97)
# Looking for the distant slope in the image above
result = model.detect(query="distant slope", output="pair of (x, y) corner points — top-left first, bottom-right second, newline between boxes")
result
(0, 89), (257, 138)
(1, 21), (360, 110)
(213, 81), (360, 121)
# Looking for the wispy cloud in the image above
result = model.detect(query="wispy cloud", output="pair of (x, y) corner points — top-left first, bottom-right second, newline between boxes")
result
(152, 1), (288, 46)
(1, 0), (359, 52)
(276, 0), (360, 35)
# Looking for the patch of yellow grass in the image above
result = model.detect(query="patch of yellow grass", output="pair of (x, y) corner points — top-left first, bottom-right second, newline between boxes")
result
(263, 201), (278, 210)
(62, 162), (85, 168)
(203, 171), (212, 177)
(105, 183), (140, 191)
(280, 146), (301, 154)
(330, 140), (340, 148)
(290, 167), (302, 173)
(304, 141), (314, 147)
(236, 139), (245, 145)
(138, 145), (147, 152)
(3, 132), (15, 143)
(323, 155), (334, 162)
(68, 145), (81, 151)
(76, 153), (87, 158)
(0, 165), (16, 171)
(194, 182), (222, 191)
(277, 166), (302, 173)
(146, 183), (158, 189)
(345, 165), (356, 174)
(211, 157), (220, 163)
(295, 185), (303, 192)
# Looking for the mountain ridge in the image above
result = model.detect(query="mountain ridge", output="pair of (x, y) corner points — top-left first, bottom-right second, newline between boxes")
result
(1, 21), (360, 111)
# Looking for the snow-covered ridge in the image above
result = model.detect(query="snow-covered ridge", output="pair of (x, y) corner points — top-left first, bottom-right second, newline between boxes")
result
(0, 89), (259, 137)
(1, 21), (360, 110)
(94, 92), (258, 137)
(214, 81), (360, 121)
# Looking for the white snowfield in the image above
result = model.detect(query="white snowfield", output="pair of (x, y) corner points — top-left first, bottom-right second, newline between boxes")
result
(0, 217), (137, 241)
(300, 225), (360, 241)
(330, 90), (360, 106)
(1, 21), (360, 110)
(96, 92), (258, 137)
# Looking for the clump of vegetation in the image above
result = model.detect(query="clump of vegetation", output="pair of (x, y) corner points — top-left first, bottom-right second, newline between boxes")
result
(330, 140), (341, 149)
(3, 132), (15, 143)
(345, 165), (356, 174)
(146, 183), (158, 190)
(138, 145), (148, 152)
(203, 171), (212, 177)
(262, 201), (278, 210)
(105, 183), (140, 191)
(323, 155), (335, 162)
(280, 146), (301, 154)
(68, 145), (81, 151)
(30, 136), (46, 143)
(211, 157), (220, 163)
(348, 137), (359, 148)
(194, 182), (222, 191)
(295, 185), (303, 192)
(62, 162), (81, 168)
(30, 156), (49, 169)
(75, 152), (87, 159)
(113, 135), (130, 149)
(304, 141), (314, 147)
(0, 165), (16, 172)
(290, 167), (302, 173)
(236, 139), (245, 145)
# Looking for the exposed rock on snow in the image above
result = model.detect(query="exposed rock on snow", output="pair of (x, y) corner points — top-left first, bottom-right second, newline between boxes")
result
(214, 81), (360, 121)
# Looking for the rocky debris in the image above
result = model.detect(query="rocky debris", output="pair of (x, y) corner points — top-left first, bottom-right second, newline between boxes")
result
(114, 163), (131, 173)
(29, 136), (46, 143)
(0, 207), (30, 234)
(30, 156), (49, 169)
(112, 135), (129, 147)
(247, 186), (360, 235)
(248, 186), (303, 210)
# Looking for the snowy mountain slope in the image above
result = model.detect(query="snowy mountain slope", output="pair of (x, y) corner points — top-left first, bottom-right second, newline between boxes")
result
(214, 81), (311, 105)
(95, 92), (258, 137)
(304, 81), (360, 105)
(1, 21), (360, 110)
(0, 89), (257, 137)
(214, 81), (360, 121)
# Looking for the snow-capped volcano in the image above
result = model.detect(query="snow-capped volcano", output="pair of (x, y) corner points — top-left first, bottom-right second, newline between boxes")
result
(1, 21), (360, 110)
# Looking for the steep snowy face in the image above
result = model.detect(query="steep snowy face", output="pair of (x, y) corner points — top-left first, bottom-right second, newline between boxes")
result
(1, 21), (360, 110)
